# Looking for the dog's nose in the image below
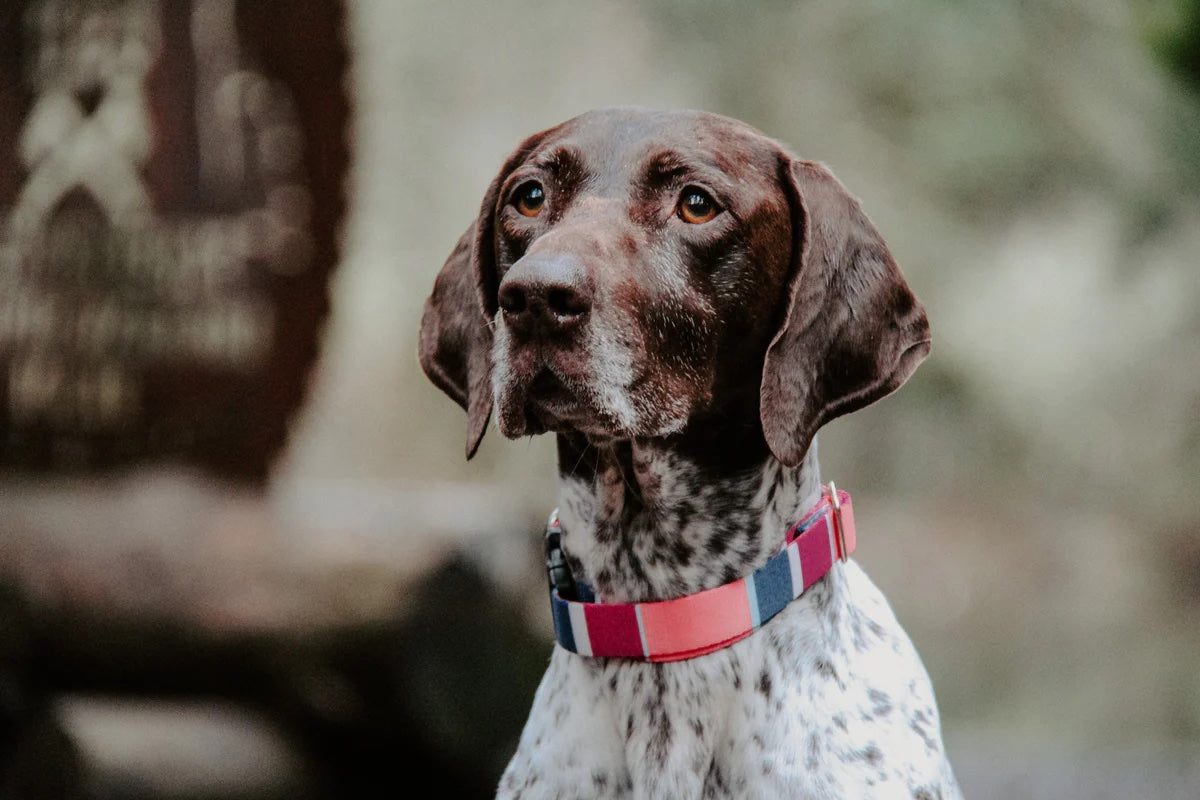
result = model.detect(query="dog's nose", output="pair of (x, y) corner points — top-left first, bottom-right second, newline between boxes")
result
(498, 253), (592, 334)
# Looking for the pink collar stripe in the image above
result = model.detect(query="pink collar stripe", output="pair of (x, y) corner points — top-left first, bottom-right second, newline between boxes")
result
(550, 486), (855, 662)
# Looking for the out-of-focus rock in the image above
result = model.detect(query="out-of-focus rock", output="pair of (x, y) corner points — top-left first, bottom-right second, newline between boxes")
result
(55, 697), (310, 800)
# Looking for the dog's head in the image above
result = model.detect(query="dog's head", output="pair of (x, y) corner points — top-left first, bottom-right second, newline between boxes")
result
(419, 108), (930, 465)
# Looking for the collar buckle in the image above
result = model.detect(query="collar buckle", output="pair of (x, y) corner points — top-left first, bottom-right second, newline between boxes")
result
(827, 481), (849, 563)
(545, 509), (577, 600)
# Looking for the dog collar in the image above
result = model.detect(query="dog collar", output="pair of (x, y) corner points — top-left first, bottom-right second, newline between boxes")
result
(545, 483), (855, 662)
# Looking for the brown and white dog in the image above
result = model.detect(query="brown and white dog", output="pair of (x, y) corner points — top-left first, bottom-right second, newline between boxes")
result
(420, 108), (960, 799)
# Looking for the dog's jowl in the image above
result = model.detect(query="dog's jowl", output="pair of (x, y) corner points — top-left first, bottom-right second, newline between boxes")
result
(420, 108), (960, 799)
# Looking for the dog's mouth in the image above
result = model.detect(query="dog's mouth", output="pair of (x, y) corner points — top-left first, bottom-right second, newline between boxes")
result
(523, 369), (587, 429)
(515, 369), (625, 443)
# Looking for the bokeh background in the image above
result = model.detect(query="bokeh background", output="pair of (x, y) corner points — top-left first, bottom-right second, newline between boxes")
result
(2, 1), (1199, 798)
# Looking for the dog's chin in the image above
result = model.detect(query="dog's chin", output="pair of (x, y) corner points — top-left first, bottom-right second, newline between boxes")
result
(497, 370), (607, 439)
(496, 371), (691, 445)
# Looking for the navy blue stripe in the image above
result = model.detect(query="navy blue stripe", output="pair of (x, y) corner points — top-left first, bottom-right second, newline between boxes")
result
(551, 592), (577, 652)
(752, 550), (794, 625)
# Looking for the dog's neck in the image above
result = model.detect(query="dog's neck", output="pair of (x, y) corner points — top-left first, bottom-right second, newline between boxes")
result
(554, 428), (822, 604)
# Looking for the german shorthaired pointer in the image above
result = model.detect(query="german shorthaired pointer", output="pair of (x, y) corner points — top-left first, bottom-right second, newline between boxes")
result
(420, 108), (960, 799)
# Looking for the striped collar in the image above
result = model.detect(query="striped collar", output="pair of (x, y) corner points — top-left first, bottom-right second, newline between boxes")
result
(545, 483), (855, 662)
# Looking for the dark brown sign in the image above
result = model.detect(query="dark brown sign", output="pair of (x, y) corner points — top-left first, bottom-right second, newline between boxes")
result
(0, 0), (348, 481)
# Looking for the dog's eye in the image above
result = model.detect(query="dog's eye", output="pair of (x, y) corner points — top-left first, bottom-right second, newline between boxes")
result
(514, 181), (545, 217)
(677, 187), (720, 224)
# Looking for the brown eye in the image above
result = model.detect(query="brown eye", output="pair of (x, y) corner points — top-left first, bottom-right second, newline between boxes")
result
(677, 187), (720, 224)
(514, 181), (545, 217)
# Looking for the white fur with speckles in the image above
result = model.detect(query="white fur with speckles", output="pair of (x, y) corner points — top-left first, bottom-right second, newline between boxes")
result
(497, 440), (962, 800)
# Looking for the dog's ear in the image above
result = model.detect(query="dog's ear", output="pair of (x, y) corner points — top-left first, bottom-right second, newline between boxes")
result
(418, 131), (548, 459)
(760, 159), (931, 467)
(419, 222), (494, 459)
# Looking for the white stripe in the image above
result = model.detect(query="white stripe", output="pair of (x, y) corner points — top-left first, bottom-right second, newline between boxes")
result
(746, 579), (761, 627)
(634, 605), (650, 658)
(787, 542), (804, 596)
(826, 511), (838, 562)
(568, 602), (592, 657)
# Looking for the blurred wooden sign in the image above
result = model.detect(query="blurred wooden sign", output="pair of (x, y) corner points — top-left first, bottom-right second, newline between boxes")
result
(0, 0), (347, 481)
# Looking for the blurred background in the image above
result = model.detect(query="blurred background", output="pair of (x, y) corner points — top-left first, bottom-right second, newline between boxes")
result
(2, 0), (1199, 797)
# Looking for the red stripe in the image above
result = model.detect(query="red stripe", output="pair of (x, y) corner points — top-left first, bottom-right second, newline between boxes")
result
(583, 602), (643, 658)
(797, 514), (833, 589)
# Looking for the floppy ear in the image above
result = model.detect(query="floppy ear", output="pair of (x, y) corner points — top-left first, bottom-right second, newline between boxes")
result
(418, 222), (495, 459)
(418, 131), (549, 459)
(760, 159), (932, 467)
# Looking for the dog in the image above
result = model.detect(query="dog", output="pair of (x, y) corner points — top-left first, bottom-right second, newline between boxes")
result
(419, 107), (960, 799)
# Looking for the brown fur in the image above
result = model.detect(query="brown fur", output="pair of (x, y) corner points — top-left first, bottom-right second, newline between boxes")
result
(419, 107), (930, 466)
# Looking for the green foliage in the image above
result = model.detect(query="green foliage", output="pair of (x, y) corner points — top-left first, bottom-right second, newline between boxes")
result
(1145, 0), (1200, 91)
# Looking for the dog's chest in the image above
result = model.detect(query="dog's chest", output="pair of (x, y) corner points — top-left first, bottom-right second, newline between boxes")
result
(500, 564), (954, 799)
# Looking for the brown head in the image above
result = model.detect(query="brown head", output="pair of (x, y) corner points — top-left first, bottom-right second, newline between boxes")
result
(418, 107), (930, 465)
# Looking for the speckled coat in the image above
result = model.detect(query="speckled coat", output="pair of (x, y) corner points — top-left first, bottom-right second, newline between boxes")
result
(497, 441), (959, 799)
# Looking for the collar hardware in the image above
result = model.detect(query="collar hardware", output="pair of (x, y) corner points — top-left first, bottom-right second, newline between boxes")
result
(828, 480), (849, 563)
(544, 512), (577, 601)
